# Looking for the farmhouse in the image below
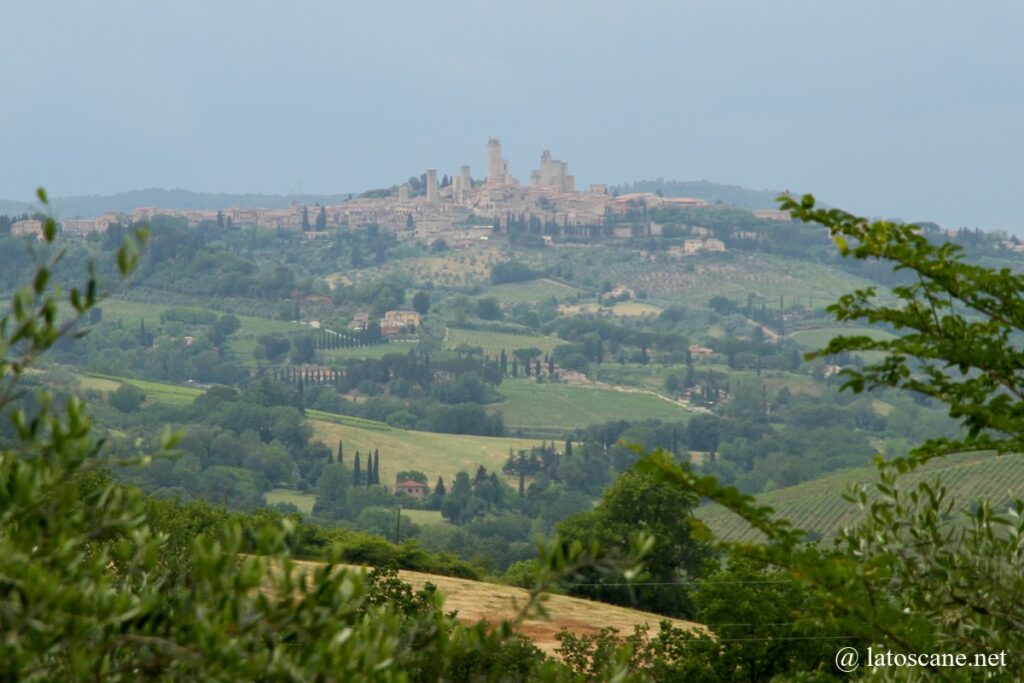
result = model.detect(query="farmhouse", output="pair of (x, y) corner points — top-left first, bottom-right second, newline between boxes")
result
(394, 480), (429, 498)
(689, 344), (714, 357)
(349, 312), (370, 331)
(381, 310), (421, 336)
(11, 219), (44, 240)
(671, 239), (727, 256)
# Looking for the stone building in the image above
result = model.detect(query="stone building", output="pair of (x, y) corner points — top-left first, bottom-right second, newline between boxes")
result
(11, 219), (43, 240)
(486, 138), (512, 186)
(426, 169), (439, 205)
(530, 149), (574, 193)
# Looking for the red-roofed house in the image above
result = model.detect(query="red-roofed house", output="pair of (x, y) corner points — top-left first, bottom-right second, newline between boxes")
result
(394, 480), (429, 499)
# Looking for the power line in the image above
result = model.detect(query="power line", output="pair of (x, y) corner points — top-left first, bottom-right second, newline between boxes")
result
(561, 579), (792, 587)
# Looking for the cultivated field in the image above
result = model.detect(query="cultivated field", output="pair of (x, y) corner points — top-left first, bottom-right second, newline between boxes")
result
(77, 372), (204, 406)
(266, 488), (316, 515)
(598, 252), (876, 306)
(286, 560), (702, 655)
(699, 452), (1024, 541)
(559, 301), (662, 317)
(101, 298), (297, 337)
(494, 379), (691, 436)
(311, 419), (545, 486)
(444, 328), (566, 357)
(401, 509), (445, 526)
(484, 279), (579, 304)
(319, 340), (418, 361)
(335, 245), (505, 289)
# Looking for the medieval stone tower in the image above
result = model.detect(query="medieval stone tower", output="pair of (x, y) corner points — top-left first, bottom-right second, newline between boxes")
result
(486, 138), (510, 186)
(426, 168), (439, 204)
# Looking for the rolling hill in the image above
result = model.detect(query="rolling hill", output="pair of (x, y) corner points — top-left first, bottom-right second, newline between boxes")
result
(285, 560), (702, 655)
(698, 451), (1024, 542)
(493, 379), (692, 437)
(310, 419), (546, 486)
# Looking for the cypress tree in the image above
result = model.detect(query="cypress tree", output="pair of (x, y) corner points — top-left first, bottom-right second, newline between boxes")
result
(518, 470), (525, 498)
(354, 452), (362, 486)
(434, 476), (446, 496)
(337, 440), (344, 464)
(565, 439), (573, 457)
(373, 450), (380, 485)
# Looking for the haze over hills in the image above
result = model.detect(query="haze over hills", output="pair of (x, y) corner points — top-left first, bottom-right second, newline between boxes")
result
(0, 179), (780, 220)
(0, 189), (357, 219)
(611, 180), (783, 211)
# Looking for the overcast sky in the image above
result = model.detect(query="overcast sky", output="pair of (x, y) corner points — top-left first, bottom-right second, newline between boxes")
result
(1, 1), (1021, 230)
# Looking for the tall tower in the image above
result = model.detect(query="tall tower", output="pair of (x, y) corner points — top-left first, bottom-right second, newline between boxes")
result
(487, 138), (505, 186)
(426, 169), (439, 204)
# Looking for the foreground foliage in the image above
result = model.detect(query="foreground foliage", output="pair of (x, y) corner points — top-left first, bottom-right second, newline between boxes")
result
(636, 195), (1024, 680)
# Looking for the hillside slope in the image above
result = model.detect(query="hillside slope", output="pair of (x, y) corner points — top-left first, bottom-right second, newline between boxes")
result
(310, 419), (545, 486)
(699, 452), (1024, 541)
(289, 560), (701, 654)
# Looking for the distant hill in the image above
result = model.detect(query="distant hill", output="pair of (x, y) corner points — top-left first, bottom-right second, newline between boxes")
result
(698, 451), (1024, 541)
(0, 188), (356, 219)
(613, 179), (784, 210)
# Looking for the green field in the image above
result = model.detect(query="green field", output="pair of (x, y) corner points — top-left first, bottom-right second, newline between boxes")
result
(266, 488), (316, 514)
(484, 279), (579, 304)
(319, 341), (418, 361)
(306, 409), (392, 431)
(559, 301), (662, 317)
(311, 419), (544, 487)
(444, 328), (565, 357)
(492, 379), (691, 436)
(73, 370), (543, 488)
(604, 252), (879, 307)
(403, 509), (445, 526)
(77, 372), (205, 406)
(101, 298), (301, 366)
(699, 452), (1024, 542)
(101, 298), (297, 337)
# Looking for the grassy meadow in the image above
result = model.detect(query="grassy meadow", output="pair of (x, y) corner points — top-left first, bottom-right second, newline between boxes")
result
(484, 279), (578, 304)
(444, 327), (565, 357)
(310, 419), (545, 487)
(77, 372), (204, 406)
(493, 379), (691, 436)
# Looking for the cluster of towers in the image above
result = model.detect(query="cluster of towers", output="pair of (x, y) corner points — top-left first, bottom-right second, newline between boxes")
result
(401, 138), (576, 206)
(530, 149), (575, 193)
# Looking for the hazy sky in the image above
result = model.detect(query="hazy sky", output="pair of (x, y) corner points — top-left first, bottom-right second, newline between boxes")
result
(1, 1), (1021, 230)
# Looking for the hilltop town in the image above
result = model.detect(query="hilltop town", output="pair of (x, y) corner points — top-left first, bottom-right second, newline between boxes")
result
(43, 139), (745, 243)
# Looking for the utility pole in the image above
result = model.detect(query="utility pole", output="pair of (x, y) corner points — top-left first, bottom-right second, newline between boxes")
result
(394, 505), (402, 544)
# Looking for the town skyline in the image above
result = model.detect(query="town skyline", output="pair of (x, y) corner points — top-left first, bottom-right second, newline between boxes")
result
(2, 2), (1022, 232)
